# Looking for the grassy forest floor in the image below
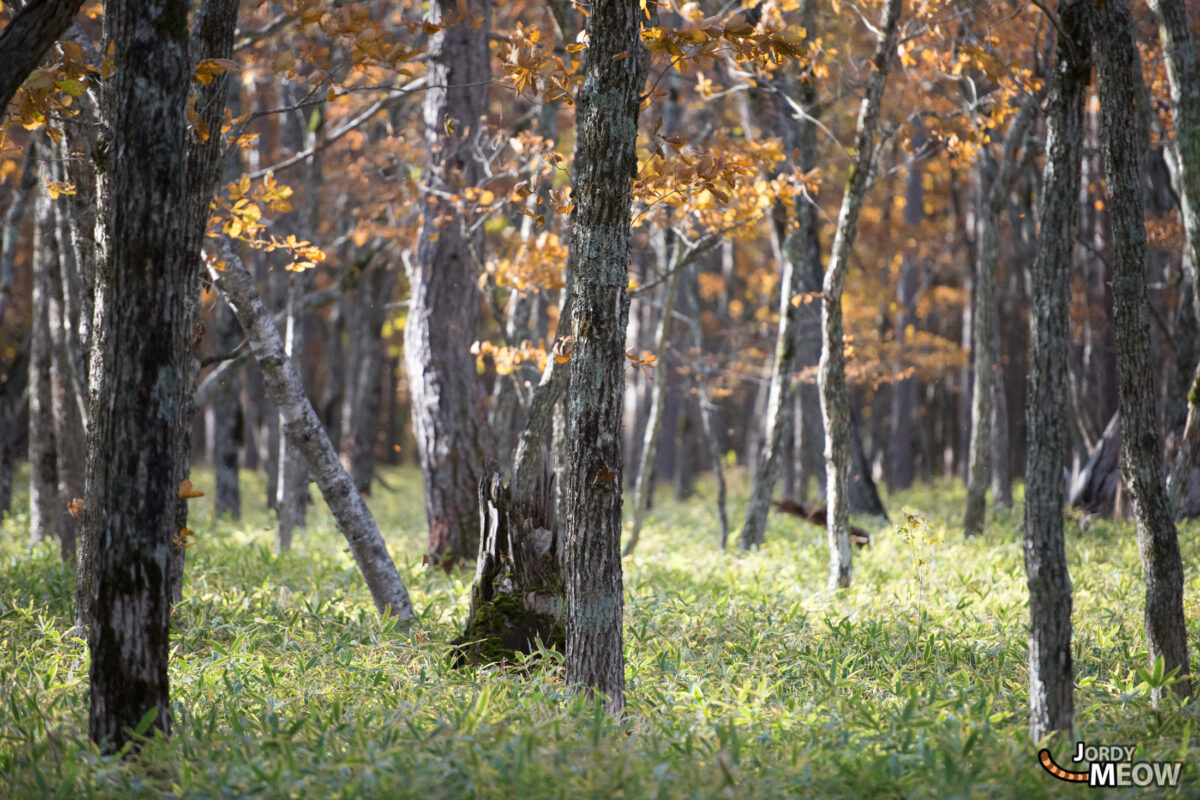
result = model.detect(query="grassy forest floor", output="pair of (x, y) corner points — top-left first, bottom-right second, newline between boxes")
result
(1, 465), (1198, 798)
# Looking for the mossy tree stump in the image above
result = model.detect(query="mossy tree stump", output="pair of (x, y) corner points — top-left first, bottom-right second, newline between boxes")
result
(452, 460), (564, 665)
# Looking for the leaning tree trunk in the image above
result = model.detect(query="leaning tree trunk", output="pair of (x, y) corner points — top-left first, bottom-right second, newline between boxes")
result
(0, 0), (86, 113)
(83, 0), (190, 751)
(1150, 0), (1200, 514)
(818, 0), (902, 589)
(1092, 0), (1192, 704)
(561, 0), (646, 717)
(405, 0), (492, 568)
(209, 248), (415, 619)
(1023, 0), (1089, 744)
(964, 99), (1036, 535)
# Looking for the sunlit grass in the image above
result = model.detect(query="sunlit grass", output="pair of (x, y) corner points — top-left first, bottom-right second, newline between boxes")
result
(1, 466), (1197, 798)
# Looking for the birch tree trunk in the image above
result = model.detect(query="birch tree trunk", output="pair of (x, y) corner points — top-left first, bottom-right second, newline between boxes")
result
(209, 249), (415, 619)
(276, 270), (310, 552)
(1092, 0), (1192, 704)
(561, 0), (646, 717)
(84, 0), (190, 750)
(406, 0), (492, 568)
(1023, 0), (1089, 743)
(818, 0), (903, 589)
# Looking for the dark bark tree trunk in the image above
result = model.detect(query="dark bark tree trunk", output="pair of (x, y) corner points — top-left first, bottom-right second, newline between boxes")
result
(0, 144), (37, 326)
(1092, 0), (1192, 704)
(0, 0), (85, 112)
(405, 0), (492, 568)
(84, 0), (190, 751)
(346, 262), (397, 494)
(0, 336), (29, 516)
(818, 0), (902, 588)
(1150, 0), (1200, 512)
(1069, 412), (1122, 515)
(561, 0), (646, 717)
(209, 248), (416, 619)
(1023, 0), (1089, 743)
(208, 297), (242, 520)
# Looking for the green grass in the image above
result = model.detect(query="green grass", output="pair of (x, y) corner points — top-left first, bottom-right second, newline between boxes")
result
(1, 466), (1198, 798)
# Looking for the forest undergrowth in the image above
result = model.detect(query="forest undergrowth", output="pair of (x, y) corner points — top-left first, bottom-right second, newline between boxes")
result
(1, 466), (1197, 798)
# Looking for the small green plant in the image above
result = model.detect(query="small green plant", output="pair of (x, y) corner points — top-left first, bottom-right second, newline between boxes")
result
(895, 512), (942, 632)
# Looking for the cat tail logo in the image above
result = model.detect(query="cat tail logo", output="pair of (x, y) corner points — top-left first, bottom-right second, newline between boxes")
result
(1038, 742), (1184, 788)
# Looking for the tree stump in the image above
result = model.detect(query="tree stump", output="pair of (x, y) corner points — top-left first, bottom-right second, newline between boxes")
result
(452, 460), (564, 666)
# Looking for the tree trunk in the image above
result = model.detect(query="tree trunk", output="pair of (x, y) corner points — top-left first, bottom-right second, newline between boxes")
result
(452, 460), (562, 664)
(0, 336), (29, 516)
(0, 144), (37, 326)
(624, 259), (680, 556)
(965, 100), (1037, 535)
(561, 0), (646, 717)
(818, 0), (903, 589)
(209, 248), (416, 619)
(276, 270), (311, 552)
(1092, 0), (1192, 704)
(29, 171), (60, 549)
(684, 264), (730, 548)
(84, 0), (190, 751)
(1023, 0), (1089, 743)
(1150, 0), (1200, 512)
(0, 0), (86, 112)
(405, 0), (492, 568)
(208, 297), (242, 520)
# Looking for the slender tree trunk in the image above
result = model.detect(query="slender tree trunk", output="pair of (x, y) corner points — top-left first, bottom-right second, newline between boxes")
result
(562, 0), (646, 717)
(84, 0), (190, 751)
(1023, 0), (1089, 743)
(0, 337), (29, 516)
(624, 260), (680, 556)
(209, 249), (416, 619)
(889, 127), (922, 492)
(0, 144), (37, 326)
(348, 263), (397, 493)
(276, 270), (310, 552)
(684, 264), (729, 548)
(405, 0), (492, 568)
(29, 171), (60, 548)
(818, 0), (903, 589)
(1092, 0), (1192, 704)
(209, 297), (242, 519)
(965, 100), (1036, 534)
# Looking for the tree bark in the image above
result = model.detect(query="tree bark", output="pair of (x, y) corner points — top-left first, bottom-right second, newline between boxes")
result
(741, 5), (819, 549)
(818, 0), (902, 589)
(1150, 0), (1200, 513)
(1092, 0), (1192, 704)
(561, 0), (646, 717)
(0, 0), (85, 113)
(965, 100), (1036, 535)
(1023, 0), (1089, 743)
(684, 264), (729, 548)
(0, 143), (37, 327)
(208, 296), (242, 520)
(276, 270), (311, 552)
(623, 258), (680, 556)
(209, 248), (416, 619)
(0, 336), (29, 516)
(84, 0), (190, 751)
(29, 170), (60, 549)
(405, 0), (492, 568)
